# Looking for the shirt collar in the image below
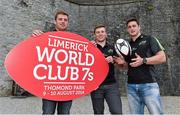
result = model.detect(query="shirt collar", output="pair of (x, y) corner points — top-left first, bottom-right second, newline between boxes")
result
(130, 34), (144, 43)
(97, 41), (109, 48)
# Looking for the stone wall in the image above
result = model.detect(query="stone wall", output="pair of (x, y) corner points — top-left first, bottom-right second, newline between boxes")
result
(0, 0), (180, 96)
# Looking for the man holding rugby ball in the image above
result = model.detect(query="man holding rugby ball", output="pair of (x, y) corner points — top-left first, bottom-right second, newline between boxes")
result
(114, 18), (166, 114)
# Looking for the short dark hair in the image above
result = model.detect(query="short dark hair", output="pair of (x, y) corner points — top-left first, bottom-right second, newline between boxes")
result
(126, 18), (139, 26)
(54, 10), (69, 20)
(94, 24), (106, 33)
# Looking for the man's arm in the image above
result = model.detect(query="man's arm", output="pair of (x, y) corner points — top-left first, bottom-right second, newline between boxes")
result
(145, 50), (166, 65)
(130, 51), (166, 67)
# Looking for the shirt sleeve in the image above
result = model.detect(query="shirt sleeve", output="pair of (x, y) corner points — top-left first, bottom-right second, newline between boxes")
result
(149, 36), (165, 55)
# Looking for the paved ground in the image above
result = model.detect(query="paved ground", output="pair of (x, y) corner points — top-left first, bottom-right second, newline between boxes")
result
(0, 95), (180, 114)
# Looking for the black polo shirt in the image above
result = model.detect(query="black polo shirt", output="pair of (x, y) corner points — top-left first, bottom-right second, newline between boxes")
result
(127, 34), (164, 84)
(96, 42), (117, 85)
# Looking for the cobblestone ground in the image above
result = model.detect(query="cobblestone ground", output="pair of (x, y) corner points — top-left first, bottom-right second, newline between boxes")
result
(0, 96), (179, 114)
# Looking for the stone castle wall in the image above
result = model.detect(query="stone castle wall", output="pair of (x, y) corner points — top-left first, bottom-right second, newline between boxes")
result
(0, 0), (179, 96)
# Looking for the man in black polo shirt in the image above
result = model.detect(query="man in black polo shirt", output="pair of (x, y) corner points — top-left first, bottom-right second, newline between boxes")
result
(114, 18), (166, 114)
(91, 25), (122, 114)
(32, 10), (72, 115)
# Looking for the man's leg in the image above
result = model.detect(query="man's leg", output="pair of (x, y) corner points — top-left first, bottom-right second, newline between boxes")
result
(42, 99), (56, 114)
(127, 84), (145, 114)
(57, 100), (72, 114)
(91, 86), (105, 114)
(142, 83), (163, 114)
(105, 83), (122, 114)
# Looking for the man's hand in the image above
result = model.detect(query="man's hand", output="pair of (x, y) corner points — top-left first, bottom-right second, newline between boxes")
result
(113, 55), (125, 65)
(129, 53), (143, 67)
(106, 56), (114, 63)
(31, 30), (44, 37)
(113, 55), (127, 69)
(90, 40), (97, 47)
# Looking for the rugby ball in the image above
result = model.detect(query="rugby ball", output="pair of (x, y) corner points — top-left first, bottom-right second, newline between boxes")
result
(115, 38), (132, 57)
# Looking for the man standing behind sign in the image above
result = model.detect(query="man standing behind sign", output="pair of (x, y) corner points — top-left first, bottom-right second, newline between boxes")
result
(32, 10), (72, 115)
(91, 25), (122, 114)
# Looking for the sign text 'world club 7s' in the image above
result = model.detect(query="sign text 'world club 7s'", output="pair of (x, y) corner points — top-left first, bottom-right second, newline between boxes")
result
(4, 31), (109, 101)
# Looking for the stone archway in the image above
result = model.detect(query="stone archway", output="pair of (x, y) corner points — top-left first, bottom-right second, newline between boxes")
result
(65, 0), (145, 5)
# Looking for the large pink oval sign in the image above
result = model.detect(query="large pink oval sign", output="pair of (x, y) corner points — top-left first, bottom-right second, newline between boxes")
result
(4, 31), (108, 101)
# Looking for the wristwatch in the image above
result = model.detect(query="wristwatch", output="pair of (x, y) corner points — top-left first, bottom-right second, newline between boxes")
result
(143, 58), (147, 64)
